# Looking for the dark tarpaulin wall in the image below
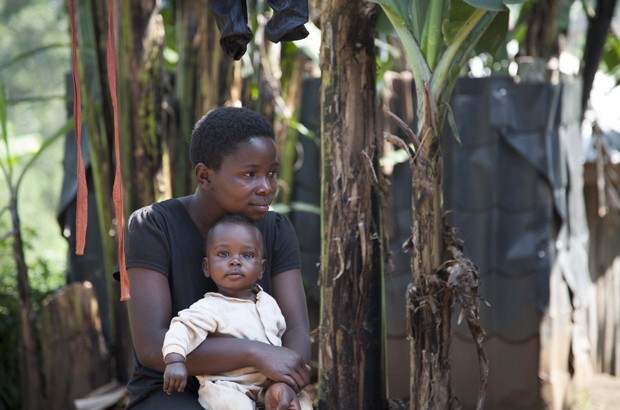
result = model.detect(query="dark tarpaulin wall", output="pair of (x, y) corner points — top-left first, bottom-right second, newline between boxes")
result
(286, 76), (322, 368)
(442, 77), (589, 409)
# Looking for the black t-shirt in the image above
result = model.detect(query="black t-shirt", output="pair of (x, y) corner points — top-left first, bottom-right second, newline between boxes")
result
(121, 198), (301, 406)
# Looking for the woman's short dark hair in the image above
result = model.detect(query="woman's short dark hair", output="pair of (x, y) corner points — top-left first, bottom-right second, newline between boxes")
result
(190, 107), (275, 170)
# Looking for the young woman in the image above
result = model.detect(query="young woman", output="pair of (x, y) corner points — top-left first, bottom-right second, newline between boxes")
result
(121, 107), (311, 409)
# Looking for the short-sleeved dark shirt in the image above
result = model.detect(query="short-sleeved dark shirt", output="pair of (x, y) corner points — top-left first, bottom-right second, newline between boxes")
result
(121, 198), (301, 407)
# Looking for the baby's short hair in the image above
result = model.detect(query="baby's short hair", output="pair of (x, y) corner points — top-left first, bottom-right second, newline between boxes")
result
(205, 214), (265, 253)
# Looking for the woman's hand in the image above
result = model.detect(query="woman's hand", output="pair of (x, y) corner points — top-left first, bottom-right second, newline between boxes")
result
(263, 382), (302, 410)
(252, 344), (311, 392)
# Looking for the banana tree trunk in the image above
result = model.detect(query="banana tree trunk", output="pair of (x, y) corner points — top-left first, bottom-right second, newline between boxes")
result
(116, 0), (165, 209)
(407, 123), (454, 410)
(403, 92), (485, 410)
(73, 0), (122, 380)
(318, 0), (385, 408)
(172, 1), (231, 196)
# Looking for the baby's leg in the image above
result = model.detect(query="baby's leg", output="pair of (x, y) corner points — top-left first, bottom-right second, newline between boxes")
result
(199, 380), (256, 410)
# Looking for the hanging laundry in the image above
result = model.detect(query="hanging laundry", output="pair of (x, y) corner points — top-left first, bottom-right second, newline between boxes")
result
(209, 0), (309, 60)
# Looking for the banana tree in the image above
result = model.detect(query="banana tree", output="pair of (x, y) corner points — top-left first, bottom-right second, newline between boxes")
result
(370, 1), (527, 409)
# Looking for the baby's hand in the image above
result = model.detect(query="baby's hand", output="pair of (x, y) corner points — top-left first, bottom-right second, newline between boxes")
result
(163, 362), (188, 395)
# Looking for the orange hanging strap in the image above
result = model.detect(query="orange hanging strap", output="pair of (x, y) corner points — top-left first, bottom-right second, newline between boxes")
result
(106, 0), (130, 301)
(69, 0), (88, 256)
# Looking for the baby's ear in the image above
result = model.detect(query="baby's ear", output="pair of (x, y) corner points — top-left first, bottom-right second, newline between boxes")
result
(258, 259), (266, 279)
(202, 257), (210, 278)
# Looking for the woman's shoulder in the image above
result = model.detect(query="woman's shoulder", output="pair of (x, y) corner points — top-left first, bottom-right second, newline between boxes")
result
(132, 197), (181, 215)
(257, 211), (293, 229)
(129, 198), (182, 223)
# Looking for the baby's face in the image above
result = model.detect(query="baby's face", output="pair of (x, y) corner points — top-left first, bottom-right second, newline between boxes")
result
(202, 222), (264, 298)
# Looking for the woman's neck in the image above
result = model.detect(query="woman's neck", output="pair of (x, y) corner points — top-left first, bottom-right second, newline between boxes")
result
(181, 189), (224, 235)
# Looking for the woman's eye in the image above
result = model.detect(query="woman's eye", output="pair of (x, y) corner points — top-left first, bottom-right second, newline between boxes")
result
(267, 171), (277, 178)
(242, 171), (255, 177)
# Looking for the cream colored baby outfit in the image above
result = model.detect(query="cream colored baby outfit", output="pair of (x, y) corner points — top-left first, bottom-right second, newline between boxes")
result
(163, 286), (312, 410)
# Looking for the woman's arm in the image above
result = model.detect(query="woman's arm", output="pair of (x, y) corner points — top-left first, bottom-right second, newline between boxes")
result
(126, 267), (173, 372)
(262, 268), (311, 407)
(271, 268), (311, 364)
(127, 266), (311, 385)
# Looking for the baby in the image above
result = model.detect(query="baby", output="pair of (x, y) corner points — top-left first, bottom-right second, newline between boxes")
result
(162, 214), (312, 409)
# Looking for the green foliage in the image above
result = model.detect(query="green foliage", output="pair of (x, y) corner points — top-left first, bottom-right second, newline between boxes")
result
(372, 0), (527, 132)
(602, 33), (620, 85)
(0, 0), (70, 284)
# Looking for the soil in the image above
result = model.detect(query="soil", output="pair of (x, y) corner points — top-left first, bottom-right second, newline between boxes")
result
(569, 373), (620, 410)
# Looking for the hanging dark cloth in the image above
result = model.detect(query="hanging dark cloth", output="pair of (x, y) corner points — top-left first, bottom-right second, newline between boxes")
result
(210, 0), (309, 60)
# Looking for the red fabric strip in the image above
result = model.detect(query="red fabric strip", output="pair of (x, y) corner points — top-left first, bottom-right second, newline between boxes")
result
(70, 0), (87, 256)
(107, 0), (130, 301)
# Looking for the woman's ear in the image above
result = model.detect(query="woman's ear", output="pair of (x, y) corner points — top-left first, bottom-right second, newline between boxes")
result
(194, 163), (212, 186)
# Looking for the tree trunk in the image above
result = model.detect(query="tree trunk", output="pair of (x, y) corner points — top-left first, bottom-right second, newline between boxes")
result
(171, 1), (231, 196)
(519, 0), (561, 59)
(405, 89), (484, 410)
(116, 0), (166, 209)
(581, 0), (619, 114)
(73, 0), (130, 386)
(12, 194), (45, 410)
(407, 122), (453, 409)
(318, 1), (385, 408)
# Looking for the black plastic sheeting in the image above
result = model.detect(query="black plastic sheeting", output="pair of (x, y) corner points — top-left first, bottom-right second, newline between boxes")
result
(289, 77), (321, 305)
(441, 77), (587, 408)
(445, 78), (558, 343)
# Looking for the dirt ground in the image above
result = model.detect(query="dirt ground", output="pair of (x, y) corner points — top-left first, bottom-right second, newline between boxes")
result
(568, 373), (620, 410)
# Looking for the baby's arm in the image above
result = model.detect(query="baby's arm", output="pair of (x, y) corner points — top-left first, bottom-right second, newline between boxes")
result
(163, 353), (188, 394)
(161, 300), (216, 394)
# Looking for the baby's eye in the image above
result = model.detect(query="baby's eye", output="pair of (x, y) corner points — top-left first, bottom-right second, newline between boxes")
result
(216, 251), (229, 257)
(242, 252), (255, 259)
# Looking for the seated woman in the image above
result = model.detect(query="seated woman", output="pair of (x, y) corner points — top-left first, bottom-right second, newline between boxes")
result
(120, 107), (311, 409)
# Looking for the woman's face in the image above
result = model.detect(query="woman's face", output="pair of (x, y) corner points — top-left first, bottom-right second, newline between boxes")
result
(208, 137), (279, 221)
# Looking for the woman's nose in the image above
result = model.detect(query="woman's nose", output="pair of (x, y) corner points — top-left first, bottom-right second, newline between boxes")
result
(255, 176), (275, 195)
